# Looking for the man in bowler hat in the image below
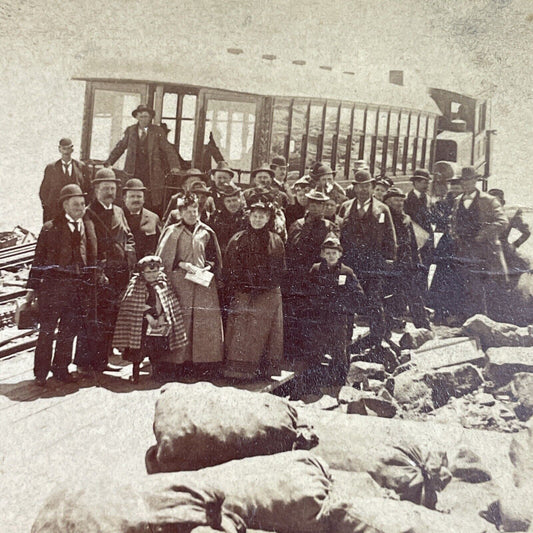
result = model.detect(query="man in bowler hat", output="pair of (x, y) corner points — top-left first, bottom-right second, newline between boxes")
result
(340, 170), (397, 346)
(39, 138), (90, 223)
(105, 104), (181, 214)
(26, 184), (98, 386)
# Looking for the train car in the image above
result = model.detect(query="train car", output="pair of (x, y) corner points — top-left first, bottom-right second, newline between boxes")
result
(74, 49), (492, 195)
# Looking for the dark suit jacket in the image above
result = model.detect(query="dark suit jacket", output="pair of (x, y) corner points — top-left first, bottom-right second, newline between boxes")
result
(124, 207), (161, 260)
(340, 198), (397, 273)
(85, 201), (136, 271)
(404, 190), (435, 263)
(27, 214), (97, 291)
(39, 159), (90, 222)
(105, 124), (181, 206)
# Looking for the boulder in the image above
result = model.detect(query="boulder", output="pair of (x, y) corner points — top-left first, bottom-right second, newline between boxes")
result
(338, 387), (397, 418)
(475, 392), (496, 406)
(391, 368), (434, 408)
(449, 446), (492, 483)
(486, 347), (533, 386)
(399, 327), (435, 349)
(462, 314), (533, 349)
(410, 336), (485, 371)
(346, 362), (385, 387)
(511, 373), (533, 421)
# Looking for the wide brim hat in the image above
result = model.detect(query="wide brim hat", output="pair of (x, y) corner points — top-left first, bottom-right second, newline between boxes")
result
(189, 181), (210, 194)
(460, 166), (481, 181)
(410, 169), (431, 182)
(92, 168), (121, 184)
(383, 186), (407, 202)
(293, 176), (312, 189)
(251, 164), (275, 180)
(353, 170), (375, 184)
(305, 190), (329, 202)
(210, 161), (235, 178)
(185, 168), (205, 179)
(132, 104), (155, 118)
(123, 178), (147, 191)
(310, 163), (336, 179)
(271, 156), (287, 168)
(321, 236), (343, 252)
(219, 183), (241, 197)
(58, 184), (86, 203)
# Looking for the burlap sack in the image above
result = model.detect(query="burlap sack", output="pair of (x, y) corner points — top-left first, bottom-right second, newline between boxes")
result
(147, 382), (316, 473)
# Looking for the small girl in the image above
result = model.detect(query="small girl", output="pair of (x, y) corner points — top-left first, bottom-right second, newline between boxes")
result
(113, 255), (187, 383)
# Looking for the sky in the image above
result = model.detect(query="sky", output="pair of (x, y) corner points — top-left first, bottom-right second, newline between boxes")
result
(0, 0), (532, 231)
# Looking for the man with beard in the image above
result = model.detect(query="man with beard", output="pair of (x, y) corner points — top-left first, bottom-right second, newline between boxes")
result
(340, 170), (397, 346)
(383, 187), (430, 330)
(122, 178), (161, 259)
(209, 161), (238, 210)
(78, 168), (136, 374)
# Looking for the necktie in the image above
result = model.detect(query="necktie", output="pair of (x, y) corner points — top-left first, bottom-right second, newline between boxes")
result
(64, 164), (70, 178)
(358, 203), (366, 217)
(140, 128), (147, 141)
(420, 193), (427, 207)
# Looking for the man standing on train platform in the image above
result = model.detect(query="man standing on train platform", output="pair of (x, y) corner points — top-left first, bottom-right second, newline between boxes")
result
(404, 169), (435, 291)
(39, 138), (90, 223)
(244, 164), (289, 211)
(104, 104), (181, 215)
(340, 170), (397, 347)
(26, 184), (98, 386)
(76, 168), (136, 374)
(450, 166), (508, 321)
(285, 176), (312, 230)
(208, 161), (237, 210)
(345, 160), (370, 200)
(122, 178), (161, 260)
(284, 190), (339, 358)
(270, 155), (295, 204)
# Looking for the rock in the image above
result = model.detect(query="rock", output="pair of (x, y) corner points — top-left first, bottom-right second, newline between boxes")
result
(410, 336), (485, 371)
(476, 392), (496, 406)
(486, 347), (533, 386)
(399, 327), (435, 349)
(499, 407), (517, 421)
(511, 373), (533, 421)
(392, 369), (434, 407)
(364, 379), (383, 392)
(338, 386), (397, 417)
(462, 314), (533, 349)
(338, 386), (373, 404)
(346, 362), (385, 386)
(450, 446), (492, 483)
(361, 397), (398, 418)
(497, 489), (532, 532)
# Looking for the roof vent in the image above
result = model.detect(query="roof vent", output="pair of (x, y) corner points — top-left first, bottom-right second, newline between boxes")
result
(227, 48), (244, 55)
(343, 71), (355, 75)
(262, 54), (277, 61)
(319, 65), (332, 71)
(389, 70), (404, 86)
(292, 60), (306, 65)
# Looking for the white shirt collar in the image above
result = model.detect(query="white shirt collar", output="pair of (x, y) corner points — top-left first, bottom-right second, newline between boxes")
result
(357, 198), (371, 209)
(413, 189), (422, 198)
(98, 200), (114, 211)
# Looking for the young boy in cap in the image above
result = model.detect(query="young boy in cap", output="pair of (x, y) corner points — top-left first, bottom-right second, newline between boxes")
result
(307, 237), (364, 385)
(113, 255), (187, 383)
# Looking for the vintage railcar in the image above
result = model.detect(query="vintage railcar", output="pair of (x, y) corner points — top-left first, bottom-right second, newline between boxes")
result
(74, 50), (492, 192)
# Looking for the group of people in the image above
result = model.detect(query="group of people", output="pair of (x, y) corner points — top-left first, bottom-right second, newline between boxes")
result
(28, 103), (530, 387)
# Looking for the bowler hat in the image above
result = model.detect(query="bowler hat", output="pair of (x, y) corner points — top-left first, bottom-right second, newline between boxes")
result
(189, 181), (210, 195)
(293, 176), (312, 189)
(321, 236), (343, 252)
(93, 168), (121, 184)
(310, 163), (336, 179)
(251, 164), (275, 180)
(488, 188), (504, 199)
(122, 178), (147, 191)
(250, 198), (274, 212)
(132, 104), (155, 118)
(59, 184), (85, 204)
(353, 170), (374, 184)
(383, 186), (406, 202)
(375, 178), (393, 189)
(271, 156), (287, 168)
(185, 168), (205, 179)
(210, 161), (235, 178)
(410, 169), (431, 182)
(305, 190), (329, 202)
(219, 183), (241, 197)
(59, 138), (73, 147)
(460, 166), (481, 181)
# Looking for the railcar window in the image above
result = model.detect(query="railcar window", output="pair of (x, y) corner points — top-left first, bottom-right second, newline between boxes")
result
(270, 99), (291, 161)
(307, 104), (324, 166)
(161, 92), (197, 161)
(90, 89), (141, 165)
(288, 102), (308, 173)
(336, 104), (352, 178)
(387, 111), (399, 174)
(323, 105), (339, 168)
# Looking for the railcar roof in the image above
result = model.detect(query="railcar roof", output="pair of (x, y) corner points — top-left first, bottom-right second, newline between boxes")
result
(73, 47), (442, 115)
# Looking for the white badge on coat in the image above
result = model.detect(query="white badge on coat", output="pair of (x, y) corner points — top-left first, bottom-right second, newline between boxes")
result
(378, 212), (385, 224)
(338, 275), (346, 286)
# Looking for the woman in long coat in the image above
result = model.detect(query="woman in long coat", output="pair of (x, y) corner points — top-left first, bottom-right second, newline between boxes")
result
(156, 193), (224, 366)
(223, 198), (286, 379)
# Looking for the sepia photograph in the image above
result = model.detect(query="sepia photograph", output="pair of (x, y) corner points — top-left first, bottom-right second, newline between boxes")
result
(1, 0), (532, 531)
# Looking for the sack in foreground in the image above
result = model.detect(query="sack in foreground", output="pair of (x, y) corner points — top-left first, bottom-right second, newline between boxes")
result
(146, 381), (316, 473)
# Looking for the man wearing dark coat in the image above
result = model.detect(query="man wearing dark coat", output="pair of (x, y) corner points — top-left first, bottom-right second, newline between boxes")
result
(78, 168), (136, 372)
(122, 178), (161, 260)
(451, 166), (508, 320)
(340, 170), (397, 345)
(26, 184), (98, 386)
(284, 190), (339, 358)
(383, 187), (430, 330)
(39, 138), (90, 223)
(104, 104), (181, 214)
(404, 169), (435, 291)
